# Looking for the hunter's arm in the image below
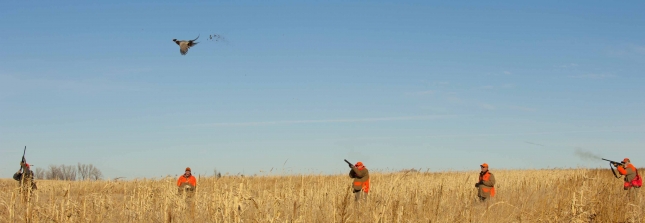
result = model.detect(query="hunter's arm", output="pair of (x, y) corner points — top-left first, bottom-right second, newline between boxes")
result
(13, 172), (21, 181)
(351, 167), (364, 178)
(177, 177), (183, 187)
(617, 166), (627, 176)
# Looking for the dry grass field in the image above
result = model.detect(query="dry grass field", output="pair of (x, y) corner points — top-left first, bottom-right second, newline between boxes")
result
(1, 168), (643, 223)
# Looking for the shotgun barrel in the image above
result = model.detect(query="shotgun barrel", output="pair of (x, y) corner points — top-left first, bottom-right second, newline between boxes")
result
(602, 158), (623, 165)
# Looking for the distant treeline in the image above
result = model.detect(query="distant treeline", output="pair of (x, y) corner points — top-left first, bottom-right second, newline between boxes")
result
(33, 163), (103, 181)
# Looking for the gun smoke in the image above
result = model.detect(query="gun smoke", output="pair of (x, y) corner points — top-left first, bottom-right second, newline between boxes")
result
(574, 148), (602, 161)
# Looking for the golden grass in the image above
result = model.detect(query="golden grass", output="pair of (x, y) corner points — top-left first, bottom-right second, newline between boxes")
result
(1, 168), (643, 222)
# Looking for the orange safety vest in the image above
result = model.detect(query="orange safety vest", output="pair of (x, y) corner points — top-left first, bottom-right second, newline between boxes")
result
(618, 164), (641, 189)
(633, 169), (643, 188)
(479, 171), (495, 197)
(354, 179), (370, 193)
(352, 167), (370, 193)
(177, 175), (196, 187)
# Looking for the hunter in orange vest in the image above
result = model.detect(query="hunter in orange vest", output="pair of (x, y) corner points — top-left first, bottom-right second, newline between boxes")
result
(615, 158), (641, 199)
(475, 163), (496, 201)
(177, 167), (197, 194)
(349, 161), (370, 201)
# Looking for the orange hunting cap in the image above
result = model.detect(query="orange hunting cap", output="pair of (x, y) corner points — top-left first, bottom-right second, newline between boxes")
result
(355, 162), (364, 167)
(480, 163), (489, 168)
(623, 158), (630, 163)
(185, 167), (191, 172)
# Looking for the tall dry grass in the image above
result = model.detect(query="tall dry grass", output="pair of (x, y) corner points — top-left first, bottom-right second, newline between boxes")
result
(0, 168), (643, 222)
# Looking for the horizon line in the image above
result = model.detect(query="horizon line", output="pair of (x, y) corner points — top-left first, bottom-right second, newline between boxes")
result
(188, 115), (458, 127)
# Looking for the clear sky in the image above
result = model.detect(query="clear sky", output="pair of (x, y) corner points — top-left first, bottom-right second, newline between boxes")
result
(1, 1), (644, 179)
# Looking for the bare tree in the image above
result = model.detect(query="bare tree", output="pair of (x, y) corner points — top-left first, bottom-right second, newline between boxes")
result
(45, 164), (76, 180)
(89, 165), (103, 180)
(60, 165), (76, 181)
(42, 163), (103, 181)
(77, 163), (91, 180)
(213, 168), (222, 179)
(34, 167), (45, 180)
(46, 164), (62, 180)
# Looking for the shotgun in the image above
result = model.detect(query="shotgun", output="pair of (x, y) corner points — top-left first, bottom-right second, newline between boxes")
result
(602, 158), (623, 179)
(18, 146), (26, 173)
(602, 158), (623, 166)
(344, 159), (354, 168)
(344, 159), (357, 178)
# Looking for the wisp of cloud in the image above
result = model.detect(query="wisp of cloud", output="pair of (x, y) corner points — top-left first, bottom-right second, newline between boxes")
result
(574, 148), (602, 161)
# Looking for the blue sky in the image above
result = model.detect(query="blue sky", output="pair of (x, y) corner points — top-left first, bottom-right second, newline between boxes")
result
(1, 1), (644, 179)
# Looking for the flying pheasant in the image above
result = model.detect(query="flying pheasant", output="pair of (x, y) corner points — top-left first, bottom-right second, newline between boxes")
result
(172, 35), (200, 55)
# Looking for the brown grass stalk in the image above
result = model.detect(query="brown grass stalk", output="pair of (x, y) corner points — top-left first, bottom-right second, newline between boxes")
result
(0, 168), (643, 222)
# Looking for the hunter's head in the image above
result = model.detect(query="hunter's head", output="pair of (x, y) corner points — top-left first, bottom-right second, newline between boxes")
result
(355, 162), (364, 169)
(21, 161), (30, 169)
(480, 163), (489, 172)
(623, 158), (631, 165)
(184, 167), (192, 177)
